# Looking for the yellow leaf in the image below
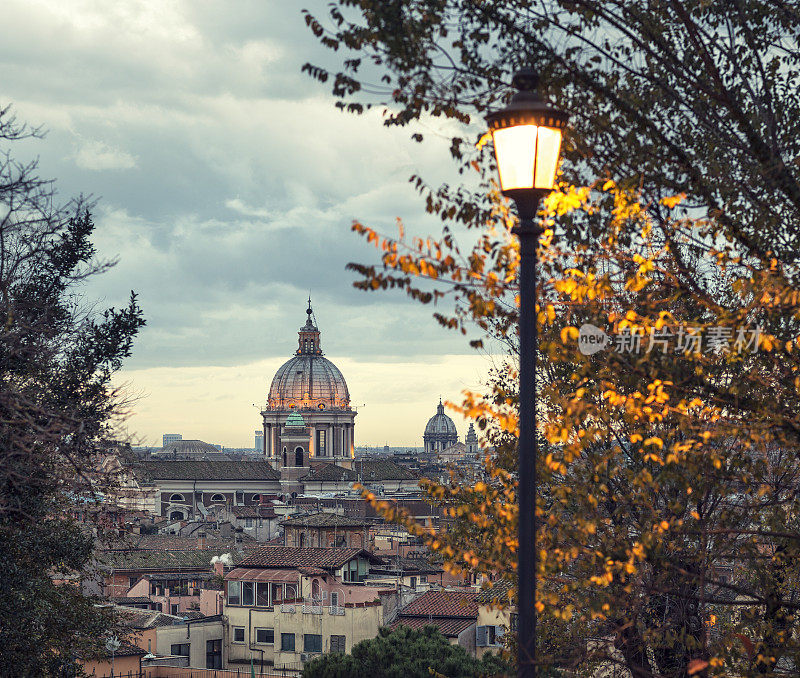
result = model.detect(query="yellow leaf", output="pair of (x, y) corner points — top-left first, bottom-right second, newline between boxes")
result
(661, 193), (686, 209)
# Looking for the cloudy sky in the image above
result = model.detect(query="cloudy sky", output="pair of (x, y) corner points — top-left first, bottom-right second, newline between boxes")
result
(0, 0), (500, 447)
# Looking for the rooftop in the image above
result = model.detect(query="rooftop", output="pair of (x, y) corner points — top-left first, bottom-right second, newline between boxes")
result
(236, 546), (381, 571)
(304, 460), (418, 483)
(398, 590), (480, 618)
(132, 459), (279, 482)
(389, 616), (476, 638)
(476, 579), (515, 605)
(281, 511), (372, 528)
(232, 505), (278, 519)
(114, 606), (185, 629)
(99, 548), (251, 571)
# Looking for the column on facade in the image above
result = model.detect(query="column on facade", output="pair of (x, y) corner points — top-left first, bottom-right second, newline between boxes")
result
(328, 423), (334, 457)
(264, 423), (270, 456)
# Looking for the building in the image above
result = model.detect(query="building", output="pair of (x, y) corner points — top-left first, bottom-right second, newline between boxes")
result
(423, 400), (458, 454)
(475, 580), (515, 658)
(301, 460), (420, 495)
(155, 614), (225, 669)
(390, 590), (480, 656)
(261, 300), (357, 474)
(163, 433), (182, 447)
(281, 512), (372, 549)
(465, 423), (479, 455)
(230, 505), (280, 542)
(223, 546), (389, 668)
(123, 459), (281, 520)
(255, 429), (264, 454)
(80, 640), (147, 677)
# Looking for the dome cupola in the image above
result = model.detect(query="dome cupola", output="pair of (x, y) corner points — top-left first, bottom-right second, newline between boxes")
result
(423, 399), (459, 454)
(266, 299), (350, 411)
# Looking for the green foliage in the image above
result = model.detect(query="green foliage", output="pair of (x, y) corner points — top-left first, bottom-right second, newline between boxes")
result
(301, 626), (509, 678)
(0, 106), (145, 675)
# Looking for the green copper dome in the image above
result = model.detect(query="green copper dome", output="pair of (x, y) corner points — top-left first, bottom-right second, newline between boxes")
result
(285, 410), (306, 428)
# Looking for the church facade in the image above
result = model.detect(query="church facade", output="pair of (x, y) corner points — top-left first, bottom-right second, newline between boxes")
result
(260, 301), (357, 485)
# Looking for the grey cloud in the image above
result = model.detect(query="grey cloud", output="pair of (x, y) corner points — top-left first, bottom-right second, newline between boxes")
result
(0, 0), (485, 375)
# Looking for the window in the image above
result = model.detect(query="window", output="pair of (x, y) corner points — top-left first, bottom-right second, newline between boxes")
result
(171, 643), (190, 657)
(476, 625), (503, 647)
(304, 634), (322, 653)
(252, 494), (261, 502)
(281, 633), (295, 652)
(128, 576), (138, 587)
(227, 581), (241, 606)
(242, 581), (255, 606)
(233, 627), (246, 644)
(343, 559), (364, 583)
(256, 582), (270, 607)
(245, 517), (254, 528)
(271, 583), (283, 604)
(210, 493), (225, 502)
(410, 576), (417, 589)
(295, 447), (303, 467)
(255, 628), (274, 644)
(171, 603), (179, 615)
(317, 429), (326, 455)
(206, 639), (222, 669)
(330, 592), (339, 607)
(285, 585), (297, 602)
(330, 635), (346, 653)
(169, 510), (185, 521)
(169, 493), (185, 502)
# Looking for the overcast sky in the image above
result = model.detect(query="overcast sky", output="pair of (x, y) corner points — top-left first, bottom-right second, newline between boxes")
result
(0, 0), (500, 447)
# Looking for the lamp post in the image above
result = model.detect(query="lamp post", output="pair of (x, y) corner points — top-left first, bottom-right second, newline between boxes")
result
(485, 68), (568, 678)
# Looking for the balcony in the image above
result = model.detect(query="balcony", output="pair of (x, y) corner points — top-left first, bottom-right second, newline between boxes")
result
(280, 604), (296, 613)
(302, 604), (323, 615)
(329, 605), (345, 616)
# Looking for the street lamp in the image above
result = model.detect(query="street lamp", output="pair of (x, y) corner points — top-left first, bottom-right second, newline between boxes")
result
(485, 68), (568, 678)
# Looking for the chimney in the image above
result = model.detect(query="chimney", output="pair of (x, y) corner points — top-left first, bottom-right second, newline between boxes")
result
(198, 532), (207, 550)
(213, 560), (224, 577)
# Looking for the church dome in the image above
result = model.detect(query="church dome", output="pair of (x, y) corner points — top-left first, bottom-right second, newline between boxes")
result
(266, 302), (350, 410)
(424, 400), (457, 436)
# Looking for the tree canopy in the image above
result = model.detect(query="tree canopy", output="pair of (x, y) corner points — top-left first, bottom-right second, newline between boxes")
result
(0, 107), (145, 675)
(304, 2), (800, 676)
(301, 626), (509, 678)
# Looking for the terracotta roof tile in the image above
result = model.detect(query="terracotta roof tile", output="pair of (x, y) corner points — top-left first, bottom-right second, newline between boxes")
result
(232, 506), (278, 519)
(389, 616), (476, 637)
(282, 511), (371, 528)
(305, 460), (418, 482)
(133, 460), (279, 481)
(476, 579), (515, 605)
(236, 546), (380, 570)
(399, 590), (479, 618)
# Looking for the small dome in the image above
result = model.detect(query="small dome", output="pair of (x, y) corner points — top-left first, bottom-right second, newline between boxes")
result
(424, 400), (457, 436)
(158, 439), (220, 456)
(285, 410), (306, 428)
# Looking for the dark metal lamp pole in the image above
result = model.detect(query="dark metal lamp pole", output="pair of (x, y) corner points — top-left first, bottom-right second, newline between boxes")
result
(485, 69), (568, 678)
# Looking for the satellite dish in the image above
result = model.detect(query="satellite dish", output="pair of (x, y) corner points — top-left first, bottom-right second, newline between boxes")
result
(105, 636), (121, 653)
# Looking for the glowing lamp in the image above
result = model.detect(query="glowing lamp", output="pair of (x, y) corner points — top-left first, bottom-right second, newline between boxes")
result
(486, 68), (568, 218)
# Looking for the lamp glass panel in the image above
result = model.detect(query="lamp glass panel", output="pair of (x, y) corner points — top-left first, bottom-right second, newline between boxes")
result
(492, 125), (536, 190)
(533, 126), (563, 189)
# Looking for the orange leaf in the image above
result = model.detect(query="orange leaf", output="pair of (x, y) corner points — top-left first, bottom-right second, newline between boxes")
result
(687, 659), (709, 675)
